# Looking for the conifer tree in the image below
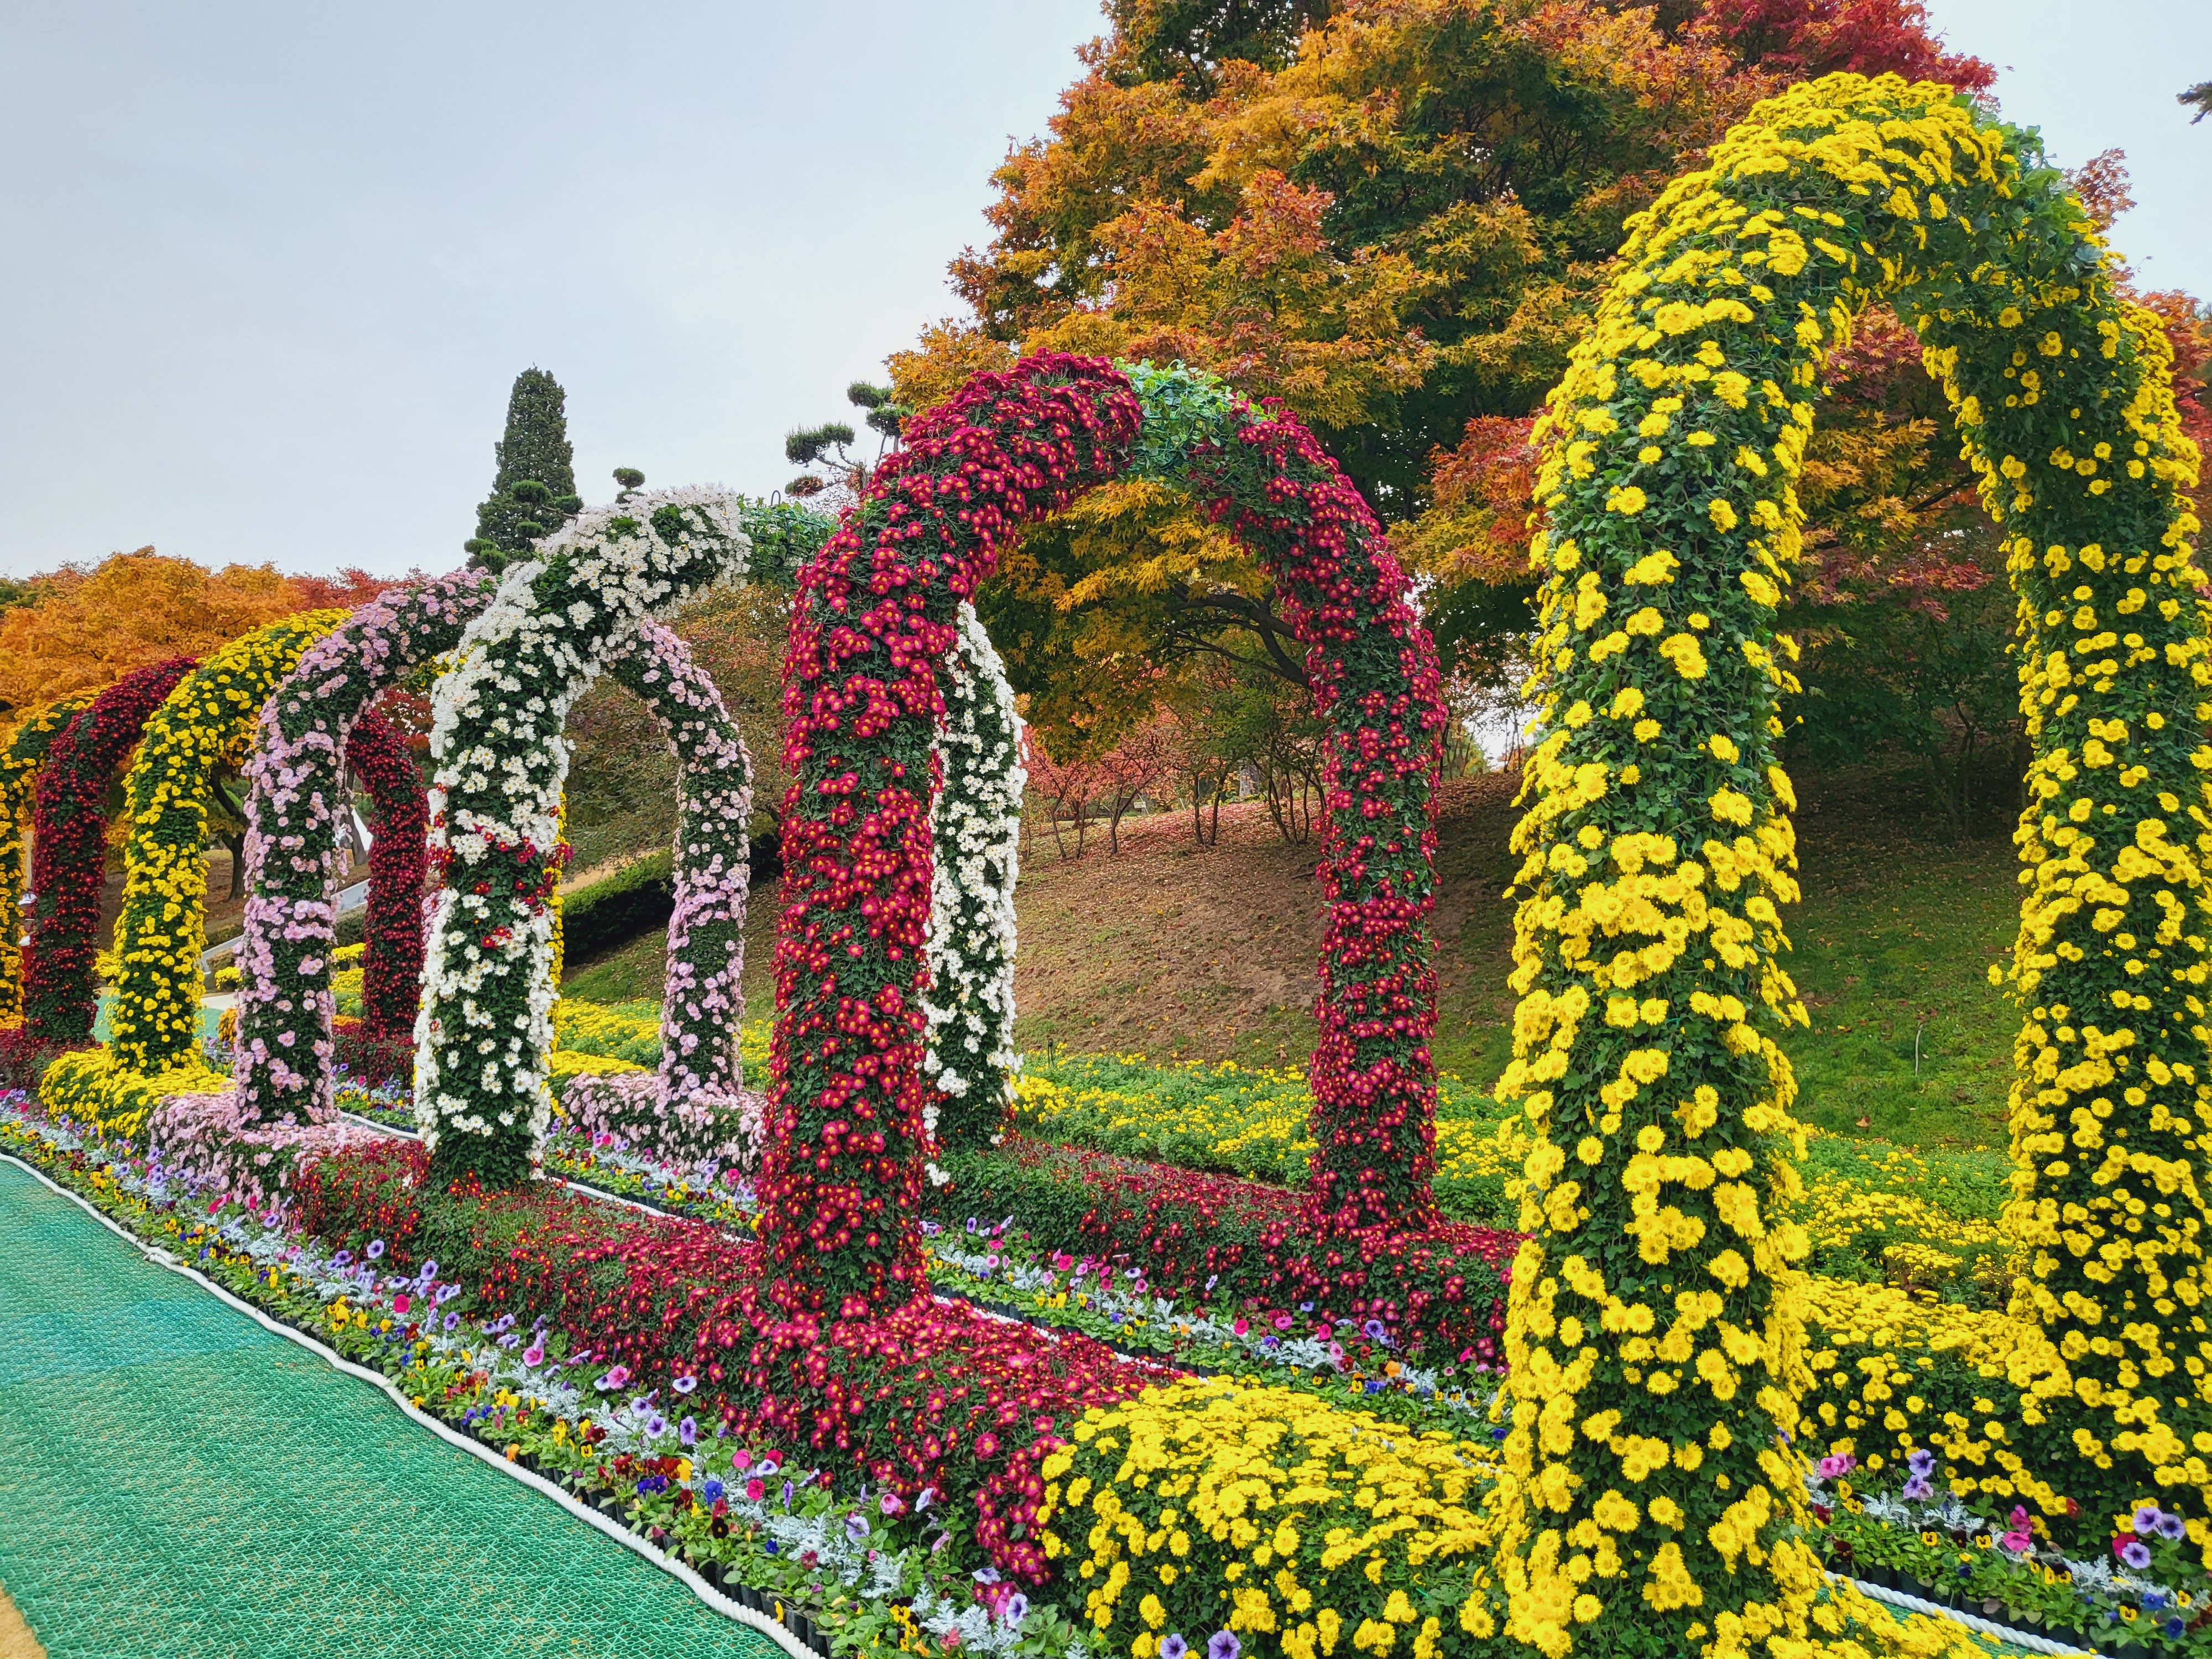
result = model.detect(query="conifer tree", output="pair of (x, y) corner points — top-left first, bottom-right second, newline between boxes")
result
(466, 368), (583, 571)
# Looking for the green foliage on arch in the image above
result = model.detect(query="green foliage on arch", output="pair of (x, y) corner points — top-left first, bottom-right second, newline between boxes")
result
(1490, 72), (2205, 1658)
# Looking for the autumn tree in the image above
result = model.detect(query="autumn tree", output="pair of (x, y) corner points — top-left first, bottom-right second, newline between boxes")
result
(467, 367), (583, 571)
(891, 0), (1998, 761)
(0, 550), (377, 723)
(1092, 715), (1178, 853)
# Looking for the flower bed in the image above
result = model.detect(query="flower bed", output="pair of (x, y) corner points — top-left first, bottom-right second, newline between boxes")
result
(1037, 1376), (1501, 1657)
(293, 1138), (1152, 1584)
(1015, 1056), (1523, 1227)
(928, 1138), (1515, 1368)
(15, 1079), (2159, 1656)
(0, 1102), (1088, 1658)
(5, 1093), (1551, 1657)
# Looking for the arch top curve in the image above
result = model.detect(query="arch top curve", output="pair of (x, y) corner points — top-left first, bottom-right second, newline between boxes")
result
(760, 352), (1448, 1321)
(416, 487), (759, 1188)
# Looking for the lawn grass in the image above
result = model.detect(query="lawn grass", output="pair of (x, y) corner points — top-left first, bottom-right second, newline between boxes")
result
(566, 758), (2028, 1159)
(1431, 759), (2021, 1151)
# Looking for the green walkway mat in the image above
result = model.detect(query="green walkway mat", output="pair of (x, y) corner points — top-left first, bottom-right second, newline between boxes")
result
(0, 1159), (782, 1659)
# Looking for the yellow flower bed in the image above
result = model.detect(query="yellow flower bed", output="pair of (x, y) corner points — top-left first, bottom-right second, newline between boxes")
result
(551, 997), (662, 1066)
(1040, 1376), (1501, 1658)
(1792, 1140), (2013, 1297)
(40, 1047), (226, 1142)
(547, 1048), (649, 1096)
(1801, 1279), (2081, 1516)
(1014, 1055), (1519, 1217)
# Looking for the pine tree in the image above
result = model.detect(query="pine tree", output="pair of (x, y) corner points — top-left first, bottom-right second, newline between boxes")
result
(466, 368), (583, 571)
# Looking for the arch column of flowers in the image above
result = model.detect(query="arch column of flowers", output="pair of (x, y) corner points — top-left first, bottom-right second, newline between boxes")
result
(1487, 71), (2206, 1659)
(0, 691), (97, 1024)
(342, 706), (431, 1045)
(414, 489), (750, 1188)
(757, 354), (1447, 1322)
(231, 572), (495, 1125)
(920, 599), (1026, 1160)
(108, 614), (352, 1073)
(560, 616), (766, 1168)
(21, 659), (200, 1044)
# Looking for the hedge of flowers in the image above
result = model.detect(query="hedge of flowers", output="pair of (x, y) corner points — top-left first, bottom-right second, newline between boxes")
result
(1489, 71), (2207, 1659)
(231, 571), (493, 1125)
(1011, 1055), (1523, 1226)
(1037, 1376), (1499, 1657)
(922, 601), (1027, 1160)
(21, 657), (199, 1044)
(293, 1137), (1149, 1585)
(37, 1045), (225, 1141)
(107, 613), (351, 1073)
(0, 691), (95, 1022)
(1799, 1278), (2077, 1515)
(763, 354), (1446, 1323)
(929, 1138), (1515, 1369)
(416, 489), (749, 1189)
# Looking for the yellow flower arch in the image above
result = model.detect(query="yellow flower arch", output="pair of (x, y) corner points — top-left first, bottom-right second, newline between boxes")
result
(1492, 72), (2204, 1656)
(108, 612), (349, 1073)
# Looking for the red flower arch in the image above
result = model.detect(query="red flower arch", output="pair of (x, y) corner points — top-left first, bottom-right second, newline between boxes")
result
(758, 355), (1448, 1319)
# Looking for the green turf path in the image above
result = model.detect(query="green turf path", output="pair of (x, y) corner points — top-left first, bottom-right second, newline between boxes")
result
(0, 1158), (780, 1659)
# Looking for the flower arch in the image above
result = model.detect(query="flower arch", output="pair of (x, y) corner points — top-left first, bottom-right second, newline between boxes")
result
(231, 572), (497, 1125)
(558, 616), (765, 1168)
(0, 691), (97, 1023)
(21, 659), (200, 1044)
(757, 354), (1447, 1320)
(1489, 73), (2206, 1659)
(107, 614), (352, 1074)
(414, 488), (752, 1188)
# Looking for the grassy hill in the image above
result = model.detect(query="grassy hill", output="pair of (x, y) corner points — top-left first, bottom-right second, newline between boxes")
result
(562, 758), (2024, 1155)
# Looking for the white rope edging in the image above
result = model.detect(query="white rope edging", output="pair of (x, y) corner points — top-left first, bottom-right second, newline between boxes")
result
(0, 1151), (811, 1659)
(1830, 1569), (2094, 1657)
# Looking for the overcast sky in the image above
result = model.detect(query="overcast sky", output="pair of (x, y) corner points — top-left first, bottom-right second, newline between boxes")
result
(1, 0), (2204, 580)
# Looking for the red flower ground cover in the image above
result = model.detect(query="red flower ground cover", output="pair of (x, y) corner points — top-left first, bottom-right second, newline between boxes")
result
(295, 1142), (1150, 1583)
(932, 1138), (1516, 1366)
